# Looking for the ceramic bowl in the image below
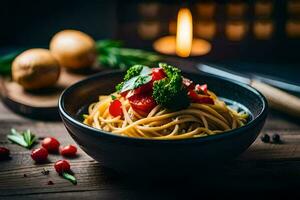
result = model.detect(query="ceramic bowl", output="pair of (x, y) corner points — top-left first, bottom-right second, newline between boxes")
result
(59, 70), (268, 175)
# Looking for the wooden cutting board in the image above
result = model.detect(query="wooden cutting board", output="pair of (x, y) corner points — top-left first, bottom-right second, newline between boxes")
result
(0, 68), (101, 121)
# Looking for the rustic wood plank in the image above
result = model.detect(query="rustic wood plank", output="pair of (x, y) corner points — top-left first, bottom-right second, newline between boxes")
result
(2, 159), (300, 197)
(0, 103), (29, 121)
(1, 98), (300, 198)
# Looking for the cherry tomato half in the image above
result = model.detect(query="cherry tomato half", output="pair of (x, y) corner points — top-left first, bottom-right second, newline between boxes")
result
(127, 68), (166, 97)
(0, 147), (10, 159)
(54, 160), (71, 174)
(152, 67), (166, 81)
(188, 90), (214, 104)
(182, 77), (195, 90)
(31, 147), (48, 162)
(195, 84), (208, 94)
(131, 82), (153, 96)
(60, 145), (77, 157)
(42, 137), (60, 152)
(128, 94), (157, 114)
(109, 100), (123, 117)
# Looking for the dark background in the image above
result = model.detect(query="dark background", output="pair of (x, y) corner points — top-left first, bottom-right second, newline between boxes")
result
(1, 0), (300, 83)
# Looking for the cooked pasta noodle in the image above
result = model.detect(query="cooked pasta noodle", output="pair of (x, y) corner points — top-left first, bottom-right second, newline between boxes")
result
(83, 91), (248, 139)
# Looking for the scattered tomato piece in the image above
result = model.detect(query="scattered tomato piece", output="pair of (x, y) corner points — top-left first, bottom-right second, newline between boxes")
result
(54, 160), (71, 174)
(109, 100), (123, 117)
(54, 160), (77, 185)
(42, 137), (60, 152)
(0, 147), (10, 160)
(31, 147), (48, 162)
(60, 145), (77, 157)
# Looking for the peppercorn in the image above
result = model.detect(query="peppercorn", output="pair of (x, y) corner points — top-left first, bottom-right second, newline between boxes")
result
(272, 134), (281, 143)
(260, 134), (270, 143)
(47, 180), (54, 185)
(41, 168), (50, 175)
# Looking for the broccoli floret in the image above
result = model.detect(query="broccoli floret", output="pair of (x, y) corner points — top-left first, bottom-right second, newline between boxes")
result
(153, 63), (190, 110)
(115, 82), (124, 92)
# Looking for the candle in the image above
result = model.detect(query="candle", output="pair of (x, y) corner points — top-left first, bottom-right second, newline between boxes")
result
(176, 8), (193, 57)
(153, 8), (211, 57)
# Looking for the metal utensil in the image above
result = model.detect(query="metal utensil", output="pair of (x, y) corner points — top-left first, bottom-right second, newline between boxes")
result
(197, 63), (300, 118)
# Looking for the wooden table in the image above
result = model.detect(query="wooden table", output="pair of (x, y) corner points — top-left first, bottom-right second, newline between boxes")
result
(1, 61), (300, 198)
(1, 103), (300, 199)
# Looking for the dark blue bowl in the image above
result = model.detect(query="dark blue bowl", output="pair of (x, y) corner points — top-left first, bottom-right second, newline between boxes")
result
(59, 71), (268, 175)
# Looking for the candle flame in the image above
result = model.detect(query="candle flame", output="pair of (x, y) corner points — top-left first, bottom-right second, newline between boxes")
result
(176, 8), (193, 57)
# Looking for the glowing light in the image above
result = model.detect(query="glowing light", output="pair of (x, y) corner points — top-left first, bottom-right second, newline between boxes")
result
(195, 20), (216, 40)
(254, 0), (273, 17)
(286, 19), (300, 38)
(176, 8), (193, 57)
(225, 20), (248, 41)
(138, 21), (160, 40)
(254, 20), (274, 40)
(153, 7), (211, 57)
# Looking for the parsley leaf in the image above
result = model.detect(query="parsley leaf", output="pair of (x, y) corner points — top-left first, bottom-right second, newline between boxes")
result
(111, 95), (117, 100)
(7, 129), (37, 149)
(134, 75), (152, 88)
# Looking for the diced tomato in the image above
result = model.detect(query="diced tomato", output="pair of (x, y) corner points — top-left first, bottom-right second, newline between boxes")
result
(132, 82), (153, 95)
(109, 100), (123, 117)
(152, 68), (166, 81)
(188, 90), (214, 104)
(195, 84), (208, 94)
(125, 68), (166, 98)
(182, 77), (195, 90)
(120, 91), (128, 97)
(128, 94), (157, 114)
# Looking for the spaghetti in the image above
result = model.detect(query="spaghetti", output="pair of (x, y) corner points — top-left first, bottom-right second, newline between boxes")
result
(83, 63), (248, 139)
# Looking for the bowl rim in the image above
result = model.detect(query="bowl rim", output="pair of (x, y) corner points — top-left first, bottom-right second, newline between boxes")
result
(58, 70), (268, 144)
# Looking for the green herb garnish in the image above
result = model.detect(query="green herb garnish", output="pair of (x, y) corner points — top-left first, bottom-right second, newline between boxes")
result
(117, 65), (153, 93)
(7, 129), (37, 149)
(0, 40), (161, 76)
(96, 40), (162, 69)
(82, 114), (89, 120)
(152, 63), (190, 110)
(111, 95), (117, 100)
(62, 172), (77, 185)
